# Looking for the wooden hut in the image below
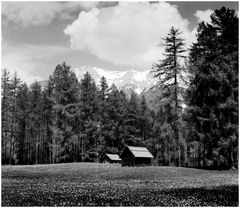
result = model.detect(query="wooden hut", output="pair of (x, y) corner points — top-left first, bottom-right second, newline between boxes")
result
(120, 146), (154, 166)
(103, 154), (121, 164)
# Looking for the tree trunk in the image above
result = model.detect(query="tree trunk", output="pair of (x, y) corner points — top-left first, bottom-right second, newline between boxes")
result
(9, 135), (12, 164)
(173, 39), (180, 167)
(168, 137), (170, 166)
(81, 137), (84, 162)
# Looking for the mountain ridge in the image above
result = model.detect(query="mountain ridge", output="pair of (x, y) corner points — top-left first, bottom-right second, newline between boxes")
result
(72, 65), (156, 95)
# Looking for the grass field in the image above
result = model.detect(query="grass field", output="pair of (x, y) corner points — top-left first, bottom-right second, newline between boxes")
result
(2, 163), (238, 206)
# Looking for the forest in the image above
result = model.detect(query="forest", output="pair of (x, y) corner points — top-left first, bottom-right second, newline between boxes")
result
(1, 7), (238, 169)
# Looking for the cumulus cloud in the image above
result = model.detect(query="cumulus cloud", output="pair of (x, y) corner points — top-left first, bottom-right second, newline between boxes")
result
(195, 9), (213, 24)
(2, 42), (73, 84)
(188, 9), (214, 44)
(2, 2), (100, 27)
(75, 2), (100, 10)
(64, 2), (193, 69)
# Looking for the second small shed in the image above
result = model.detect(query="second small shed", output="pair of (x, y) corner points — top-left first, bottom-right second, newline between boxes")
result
(120, 146), (154, 166)
(103, 154), (121, 164)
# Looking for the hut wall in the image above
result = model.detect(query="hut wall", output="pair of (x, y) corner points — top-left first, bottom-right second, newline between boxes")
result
(134, 157), (152, 166)
(121, 148), (135, 166)
(103, 158), (111, 164)
(122, 157), (134, 166)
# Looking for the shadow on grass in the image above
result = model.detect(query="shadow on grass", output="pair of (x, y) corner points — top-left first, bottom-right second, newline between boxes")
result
(2, 185), (238, 206)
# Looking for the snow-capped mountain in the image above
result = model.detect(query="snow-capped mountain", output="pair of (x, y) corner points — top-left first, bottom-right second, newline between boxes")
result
(72, 65), (155, 95)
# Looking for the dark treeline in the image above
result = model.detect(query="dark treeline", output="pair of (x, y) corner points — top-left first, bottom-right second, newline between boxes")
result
(1, 7), (238, 169)
(2, 66), (157, 165)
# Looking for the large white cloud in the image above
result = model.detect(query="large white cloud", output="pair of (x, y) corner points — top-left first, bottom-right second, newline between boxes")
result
(2, 2), (100, 27)
(64, 2), (193, 69)
(195, 9), (213, 24)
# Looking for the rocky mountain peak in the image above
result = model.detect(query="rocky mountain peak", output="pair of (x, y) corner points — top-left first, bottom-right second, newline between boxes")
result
(72, 66), (155, 95)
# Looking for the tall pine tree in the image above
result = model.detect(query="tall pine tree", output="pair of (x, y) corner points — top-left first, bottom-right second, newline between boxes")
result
(50, 62), (80, 163)
(152, 27), (187, 166)
(187, 7), (238, 169)
(1, 68), (12, 164)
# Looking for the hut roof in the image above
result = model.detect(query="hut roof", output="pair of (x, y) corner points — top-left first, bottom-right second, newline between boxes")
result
(121, 146), (154, 158)
(105, 154), (121, 161)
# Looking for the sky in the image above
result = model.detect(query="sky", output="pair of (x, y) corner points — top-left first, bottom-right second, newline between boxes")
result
(2, 1), (239, 84)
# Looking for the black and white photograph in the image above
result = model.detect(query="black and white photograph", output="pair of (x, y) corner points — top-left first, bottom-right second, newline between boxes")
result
(1, 1), (239, 206)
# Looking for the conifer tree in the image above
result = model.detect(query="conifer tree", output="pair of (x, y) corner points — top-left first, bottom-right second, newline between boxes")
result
(50, 62), (80, 163)
(99, 76), (108, 101)
(124, 92), (142, 145)
(187, 7), (238, 169)
(16, 83), (29, 164)
(1, 68), (12, 164)
(28, 81), (43, 164)
(139, 95), (152, 142)
(79, 72), (98, 161)
(42, 81), (54, 163)
(152, 27), (187, 166)
(8, 72), (21, 164)
(104, 85), (127, 153)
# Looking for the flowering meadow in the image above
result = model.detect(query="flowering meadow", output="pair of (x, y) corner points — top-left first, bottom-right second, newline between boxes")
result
(2, 163), (238, 206)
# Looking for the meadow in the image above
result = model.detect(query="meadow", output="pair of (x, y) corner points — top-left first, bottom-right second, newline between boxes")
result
(2, 163), (238, 206)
